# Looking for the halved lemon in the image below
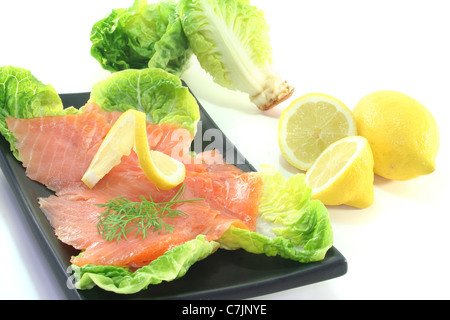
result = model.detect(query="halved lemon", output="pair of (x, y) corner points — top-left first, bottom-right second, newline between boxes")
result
(278, 93), (357, 171)
(305, 136), (375, 209)
(82, 109), (185, 190)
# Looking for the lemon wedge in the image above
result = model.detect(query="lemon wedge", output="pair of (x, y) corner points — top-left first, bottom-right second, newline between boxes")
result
(305, 136), (375, 209)
(278, 93), (357, 171)
(82, 109), (185, 190)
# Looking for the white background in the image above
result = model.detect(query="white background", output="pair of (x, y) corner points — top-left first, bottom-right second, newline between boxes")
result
(1, 0), (449, 300)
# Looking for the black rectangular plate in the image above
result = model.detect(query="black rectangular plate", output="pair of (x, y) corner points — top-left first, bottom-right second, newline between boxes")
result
(0, 90), (347, 300)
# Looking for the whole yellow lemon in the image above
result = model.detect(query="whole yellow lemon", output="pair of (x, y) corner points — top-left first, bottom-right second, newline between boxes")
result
(353, 90), (439, 181)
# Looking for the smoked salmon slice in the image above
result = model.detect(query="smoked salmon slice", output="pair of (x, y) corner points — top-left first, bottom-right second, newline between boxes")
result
(39, 195), (242, 268)
(6, 104), (263, 268)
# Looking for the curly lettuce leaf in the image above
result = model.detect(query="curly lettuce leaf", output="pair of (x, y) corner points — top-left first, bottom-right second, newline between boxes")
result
(179, 0), (294, 110)
(218, 165), (333, 263)
(90, 0), (192, 76)
(0, 66), (79, 160)
(89, 68), (200, 135)
(72, 235), (219, 294)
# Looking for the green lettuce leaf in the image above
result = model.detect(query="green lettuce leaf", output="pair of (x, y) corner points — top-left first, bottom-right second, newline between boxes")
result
(179, 0), (294, 110)
(72, 235), (219, 294)
(0, 66), (79, 160)
(89, 68), (200, 135)
(90, 0), (192, 76)
(218, 165), (333, 263)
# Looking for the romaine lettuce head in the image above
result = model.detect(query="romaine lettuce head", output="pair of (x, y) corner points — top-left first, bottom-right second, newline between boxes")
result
(179, 0), (294, 110)
(0, 66), (79, 160)
(219, 165), (333, 263)
(90, 0), (192, 76)
(89, 68), (200, 135)
(72, 235), (219, 294)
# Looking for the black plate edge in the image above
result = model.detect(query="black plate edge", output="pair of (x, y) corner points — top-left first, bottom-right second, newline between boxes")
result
(170, 247), (348, 300)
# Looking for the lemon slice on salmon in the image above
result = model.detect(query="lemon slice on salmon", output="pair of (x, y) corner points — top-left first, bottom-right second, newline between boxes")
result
(82, 109), (185, 190)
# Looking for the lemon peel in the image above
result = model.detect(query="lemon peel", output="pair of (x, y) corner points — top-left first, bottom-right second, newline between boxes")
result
(134, 109), (185, 191)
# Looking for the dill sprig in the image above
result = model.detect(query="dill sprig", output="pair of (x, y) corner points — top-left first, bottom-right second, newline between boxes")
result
(96, 184), (202, 242)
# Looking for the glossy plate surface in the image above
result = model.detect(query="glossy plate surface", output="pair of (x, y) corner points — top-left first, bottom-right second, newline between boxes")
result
(0, 91), (347, 300)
